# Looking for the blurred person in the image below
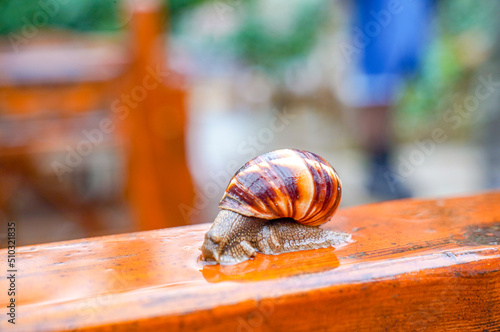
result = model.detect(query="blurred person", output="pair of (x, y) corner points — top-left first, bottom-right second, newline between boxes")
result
(479, 18), (500, 189)
(343, 0), (435, 199)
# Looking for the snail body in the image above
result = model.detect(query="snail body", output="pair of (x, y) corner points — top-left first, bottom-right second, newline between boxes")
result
(201, 149), (351, 265)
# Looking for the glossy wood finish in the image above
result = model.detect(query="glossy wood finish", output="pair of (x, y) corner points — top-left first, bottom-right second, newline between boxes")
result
(1, 192), (499, 331)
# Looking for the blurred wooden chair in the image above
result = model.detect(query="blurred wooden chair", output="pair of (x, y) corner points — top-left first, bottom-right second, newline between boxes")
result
(120, 0), (195, 230)
(0, 0), (194, 237)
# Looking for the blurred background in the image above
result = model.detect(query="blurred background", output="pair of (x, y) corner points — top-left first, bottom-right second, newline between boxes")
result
(0, 0), (499, 247)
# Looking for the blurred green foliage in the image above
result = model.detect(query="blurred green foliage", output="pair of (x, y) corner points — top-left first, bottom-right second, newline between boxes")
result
(0, 0), (207, 34)
(0, 0), (326, 74)
(440, 0), (499, 36)
(232, 1), (328, 73)
(397, 0), (500, 132)
(0, 0), (123, 33)
(1, 0), (499, 125)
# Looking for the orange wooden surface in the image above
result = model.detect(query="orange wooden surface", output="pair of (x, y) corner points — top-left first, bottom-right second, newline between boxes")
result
(1, 192), (499, 331)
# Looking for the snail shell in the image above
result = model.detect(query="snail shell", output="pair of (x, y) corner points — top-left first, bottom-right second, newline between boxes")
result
(201, 149), (351, 265)
(219, 149), (342, 226)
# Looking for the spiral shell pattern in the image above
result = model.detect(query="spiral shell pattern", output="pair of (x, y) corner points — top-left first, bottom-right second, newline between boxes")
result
(219, 149), (342, 226)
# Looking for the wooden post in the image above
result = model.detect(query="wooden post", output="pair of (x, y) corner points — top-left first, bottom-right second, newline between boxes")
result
(122, 0), (195, 230)
(1, 192), (499, 331)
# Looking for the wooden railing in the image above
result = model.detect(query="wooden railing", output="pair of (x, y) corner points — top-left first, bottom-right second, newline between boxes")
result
(1, 191), (499, 331)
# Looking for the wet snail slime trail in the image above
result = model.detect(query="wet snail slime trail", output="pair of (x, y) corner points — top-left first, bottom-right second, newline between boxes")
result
(6, 222), (16, 325)
(200, 149), (352, 265)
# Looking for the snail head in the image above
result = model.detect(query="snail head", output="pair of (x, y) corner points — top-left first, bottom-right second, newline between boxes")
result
(201, 210), (262, 264)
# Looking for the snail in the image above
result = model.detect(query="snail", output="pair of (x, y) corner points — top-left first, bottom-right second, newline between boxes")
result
(200, 149), (352, 265)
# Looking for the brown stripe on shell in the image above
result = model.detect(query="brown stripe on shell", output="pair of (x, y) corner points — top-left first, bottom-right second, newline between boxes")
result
(305, 166), (342, 226)
(289, 149), (339, 226)
(259, 163), (290, 216)
(273, 150), (310, 220)
(266, 155), (298, 217)
(295, 150), (322, 222)
(222, 181), (262, 216)
(233, 167), (281, 216)
(323, 171), (342, 223)
(218, 149), (341, 226)
(312, 162), (331, 221)
(301, 160), (336, 225)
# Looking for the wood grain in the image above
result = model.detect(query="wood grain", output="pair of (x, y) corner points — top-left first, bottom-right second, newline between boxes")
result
(1, 192), (499, 331)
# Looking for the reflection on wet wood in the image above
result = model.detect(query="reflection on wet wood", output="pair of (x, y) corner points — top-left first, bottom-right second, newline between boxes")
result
(0, 192), (499, 331)
(201, 247), (340, 283)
